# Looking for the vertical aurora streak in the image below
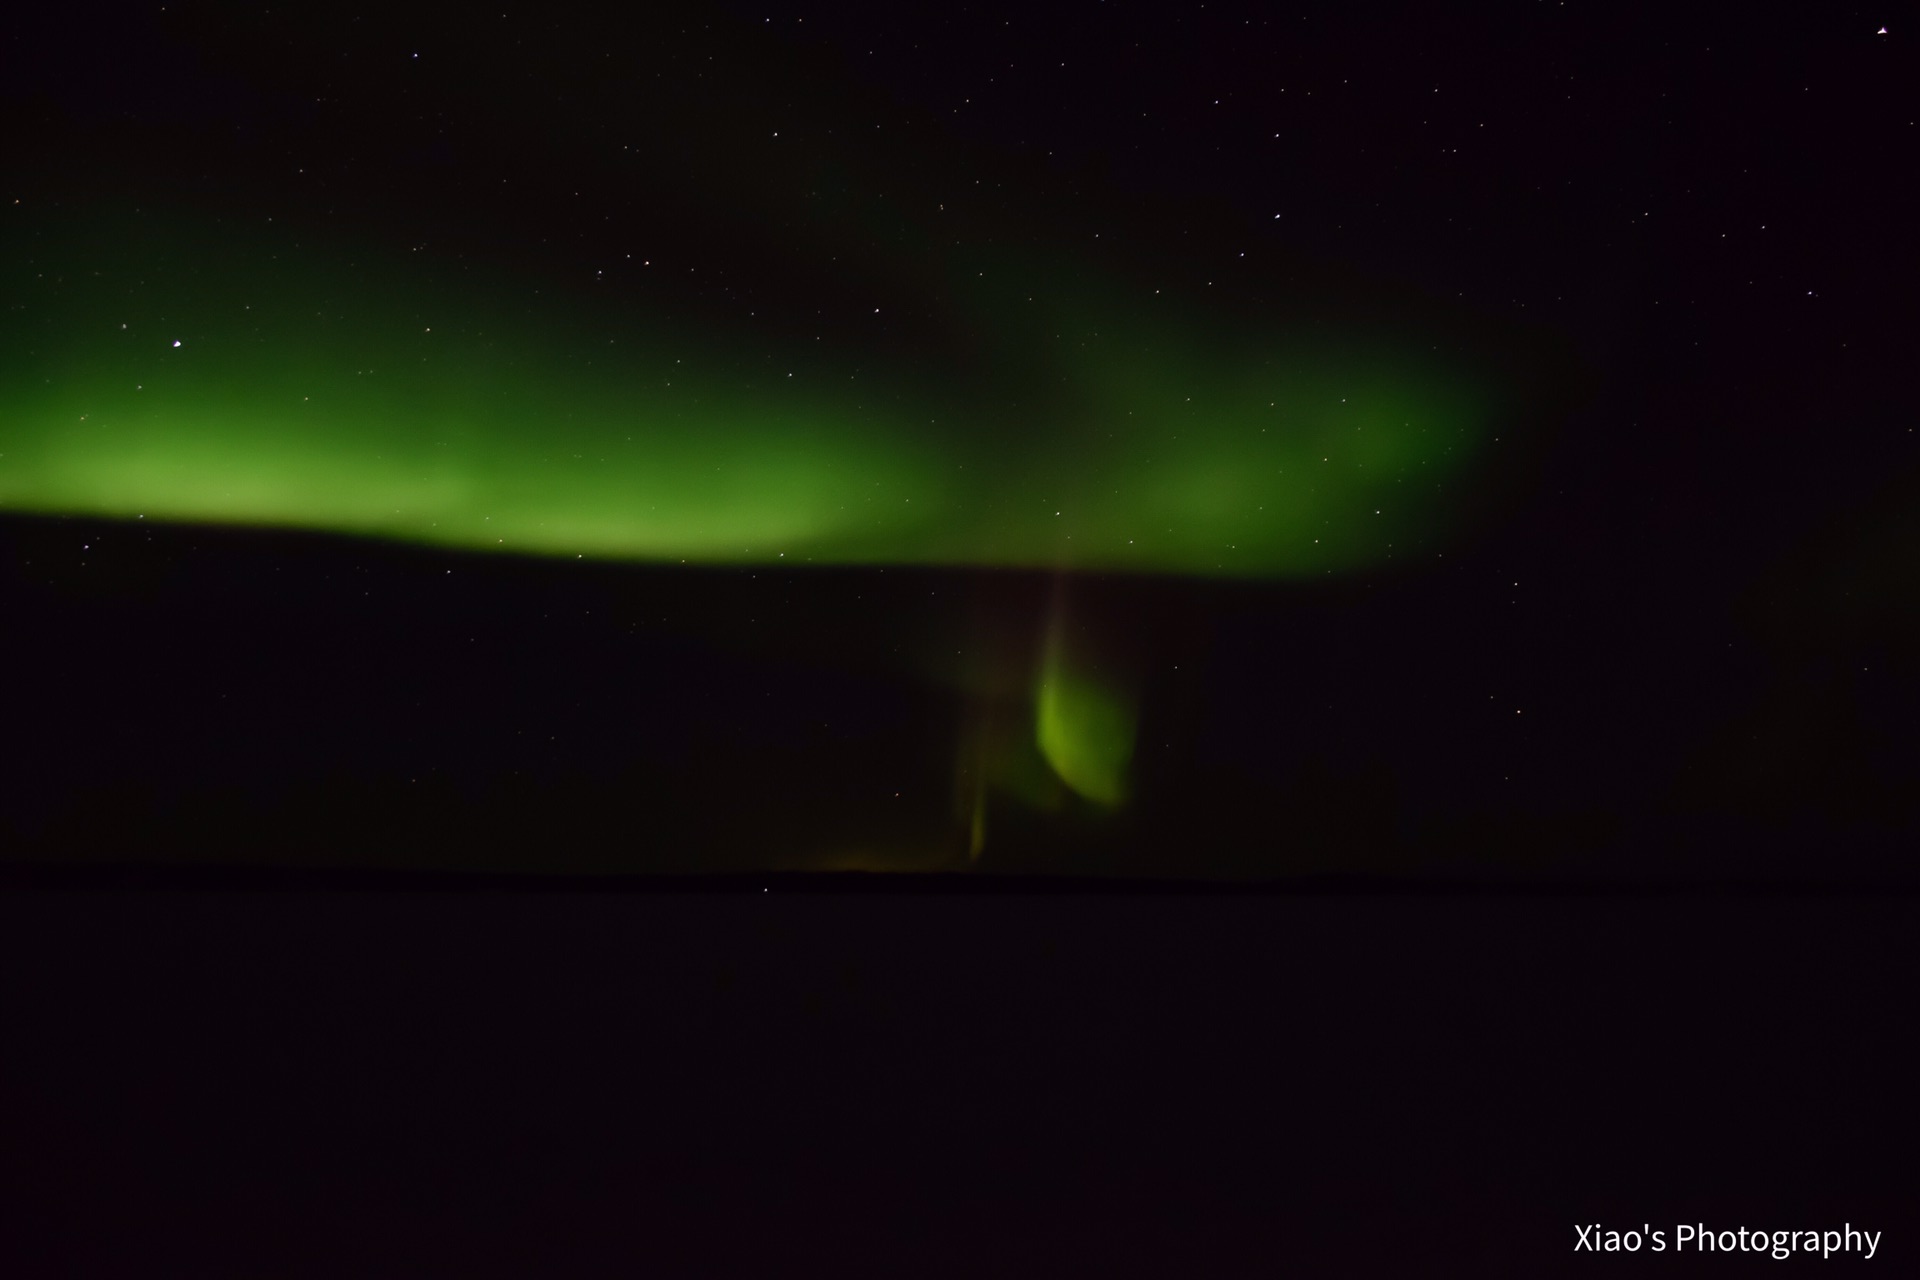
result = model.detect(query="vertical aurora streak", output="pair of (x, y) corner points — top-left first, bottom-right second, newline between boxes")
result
(1033, 575), (1138, 808)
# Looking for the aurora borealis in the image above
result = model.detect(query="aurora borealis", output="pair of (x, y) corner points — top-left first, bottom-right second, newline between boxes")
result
(1, 171), (1504, 813)
(8, 0), (1904, 876)
(6, 8), (1914, 1267)
(0, 201), (1494, 580)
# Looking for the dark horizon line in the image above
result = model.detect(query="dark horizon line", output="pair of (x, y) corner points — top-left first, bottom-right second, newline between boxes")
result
(6, 862), (1916, 896)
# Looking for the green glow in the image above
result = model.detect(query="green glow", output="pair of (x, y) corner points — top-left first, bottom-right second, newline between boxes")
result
(1031, 588), (1138, 807)
(1, 201), (1501, 578)
(1035, 666), (1137, 808)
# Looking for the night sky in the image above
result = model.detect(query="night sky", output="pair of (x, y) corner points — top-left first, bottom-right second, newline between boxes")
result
(5, 4), (1920, 1271)
(3, 3), (1915, 878)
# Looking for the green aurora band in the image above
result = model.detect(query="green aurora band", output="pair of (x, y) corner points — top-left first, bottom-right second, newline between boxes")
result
(2, 199), (1505, 811)
(2, 202), (1498, 575)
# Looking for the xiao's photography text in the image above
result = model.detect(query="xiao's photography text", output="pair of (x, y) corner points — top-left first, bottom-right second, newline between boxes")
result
(1575, 1224), (1880, 1260)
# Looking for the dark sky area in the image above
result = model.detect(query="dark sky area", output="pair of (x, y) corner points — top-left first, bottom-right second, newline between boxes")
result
(4, 0), (1915, 880)
(2, 5), (1916, 1270)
